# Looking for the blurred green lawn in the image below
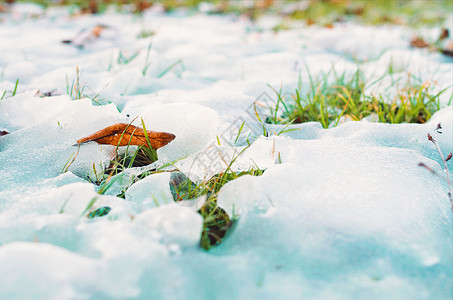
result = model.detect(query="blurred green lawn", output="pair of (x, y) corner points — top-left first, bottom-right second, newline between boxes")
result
(3, 0), (451, 27)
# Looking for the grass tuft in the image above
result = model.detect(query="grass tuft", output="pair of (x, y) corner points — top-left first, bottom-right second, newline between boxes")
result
(66, 66), (84, 100)
(265, 67), (450, 128)
(87, 206), (111, 218)
(1, 78), (19, 100)
(171, 167), (264, 250)
(64, 119), (264, 249)
(288, 0), (450, 27)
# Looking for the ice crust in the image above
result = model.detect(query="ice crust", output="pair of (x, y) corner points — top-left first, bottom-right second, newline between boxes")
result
(0, 3), (452, 300)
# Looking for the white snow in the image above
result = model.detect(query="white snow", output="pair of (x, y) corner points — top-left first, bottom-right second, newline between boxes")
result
(0, 3), (452, 300)
(126, 172), (174, 209)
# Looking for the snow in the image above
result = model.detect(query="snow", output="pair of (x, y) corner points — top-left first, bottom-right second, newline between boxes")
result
(126, 172), (174, 209)
(131, 102), (220, 161)
(175, 136), (276, 182)
(0, 242), (98, 300)
(0, 3), (452, 300)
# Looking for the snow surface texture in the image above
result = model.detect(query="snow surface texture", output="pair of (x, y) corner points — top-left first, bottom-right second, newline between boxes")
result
(0, 3), (452, 300)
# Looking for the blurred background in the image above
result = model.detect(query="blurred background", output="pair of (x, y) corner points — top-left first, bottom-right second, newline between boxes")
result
(1, 0), (452, 28)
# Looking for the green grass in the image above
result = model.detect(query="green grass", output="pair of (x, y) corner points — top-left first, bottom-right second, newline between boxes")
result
(109, 137), (265, 250)
(13, 0), (209, 14)
(64, 119), (265, 248)
(11, 0), (450, 27)
(66, 66), (84, 100)
(0, 78), (19, 100)
(67, 119), (160, 218)
(94, 122), (159, 185)
(157, 59), (185, 78)
(65, 66), (111, 106)
(171, 166), (264, 250)
(63, 119), (158, 187)
(87, 206), (111, 218)
(265, 67), (451, 129)
(137, 29), (155, 39)
(199, 173), (248, 250)
(287, 0), (451, 27)
(141, 41), (153, 76)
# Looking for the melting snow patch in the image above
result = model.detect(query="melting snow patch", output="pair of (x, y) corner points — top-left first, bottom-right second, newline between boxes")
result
(0, 3), (452, 299)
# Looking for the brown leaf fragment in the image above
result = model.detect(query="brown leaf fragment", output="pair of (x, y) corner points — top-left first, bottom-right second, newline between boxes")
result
(88, 0), (98, 14)
(439, 28), (449, 41)
(76, 123), (175, 150)
(0, 130), (9, 136)
(34, 89), (61, 98)
(91, 25), (105, 37)
(440, 41), (453, 57)
(346, 5), (364, 16)
(435, 123), (443, 134)
(135, 0), (153, 12)
(61, 25), (107, 48)
(410, 37), (429, 48)
(446, 153), (452, 162)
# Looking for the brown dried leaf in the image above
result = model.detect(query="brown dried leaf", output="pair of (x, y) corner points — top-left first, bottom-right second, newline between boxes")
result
(62, 25), (107, 47)
(440, 41), (453, 57)
(135, 0), (153, 12)
(76, 123), (175, 150)
(410, 37), (429, 48)
(441, 49), (453, 57)
(79, 0), (98, 14)
(255, 0), (274, 10)
(347, 6), (364, 16)
(88, 0), (98, 14)
(91, 25), (105, 37)
(34, 89), (61, 98)
(0, 130), (9, 137)
(439, 28), (449, 41)
(446, 153), (452, 162)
